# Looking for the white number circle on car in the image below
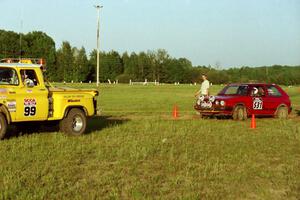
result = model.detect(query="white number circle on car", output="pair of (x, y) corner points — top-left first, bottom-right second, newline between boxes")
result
(253, 98), (263, 110)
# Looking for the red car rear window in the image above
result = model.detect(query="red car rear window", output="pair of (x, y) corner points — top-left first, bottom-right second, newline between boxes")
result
(267, 86), (282, 97)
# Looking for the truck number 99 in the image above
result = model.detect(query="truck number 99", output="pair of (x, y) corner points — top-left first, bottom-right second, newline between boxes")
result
(24, 106), (36, 116)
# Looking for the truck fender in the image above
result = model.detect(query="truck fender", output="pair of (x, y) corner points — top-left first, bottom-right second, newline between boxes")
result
(63, 106), (88, 118)
(0, 104), (11, 124)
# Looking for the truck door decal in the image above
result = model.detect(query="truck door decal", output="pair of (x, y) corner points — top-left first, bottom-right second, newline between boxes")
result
(7, 100), (16, 112)
(24, 98), (37, 116)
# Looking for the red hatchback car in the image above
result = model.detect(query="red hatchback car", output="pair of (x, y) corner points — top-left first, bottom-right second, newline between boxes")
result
(194, 83), (292, 120)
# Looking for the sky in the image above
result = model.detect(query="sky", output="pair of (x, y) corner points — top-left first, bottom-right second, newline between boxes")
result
(0, 0), (299, 68)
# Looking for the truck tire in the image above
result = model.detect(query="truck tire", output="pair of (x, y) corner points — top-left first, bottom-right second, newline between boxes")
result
(0, 113), (8, 140)
(59, 108), (87, 136)
(233, 105), (247, 121)
(275, 106), (288, 119)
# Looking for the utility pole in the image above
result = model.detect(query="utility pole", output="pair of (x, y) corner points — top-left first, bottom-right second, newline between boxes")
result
(94, 5), (103, 87)
(19, 20), (23, 59)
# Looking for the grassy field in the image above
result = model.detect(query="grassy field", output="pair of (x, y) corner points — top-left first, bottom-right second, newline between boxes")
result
(0, 83), (300, 199)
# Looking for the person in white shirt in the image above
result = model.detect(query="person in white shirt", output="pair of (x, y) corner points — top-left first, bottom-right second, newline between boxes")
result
(194, 74), (210, 97)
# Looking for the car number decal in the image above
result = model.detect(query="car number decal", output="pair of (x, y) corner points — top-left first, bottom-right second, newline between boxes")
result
(24, 98), (36, 116)
(253, 98), (263, 110)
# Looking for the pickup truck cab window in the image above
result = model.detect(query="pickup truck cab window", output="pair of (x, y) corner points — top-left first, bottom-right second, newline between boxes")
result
(20, 69), (39, 86)
(0, 68), (19, 85)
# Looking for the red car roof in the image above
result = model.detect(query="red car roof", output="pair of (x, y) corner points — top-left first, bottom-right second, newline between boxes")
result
(227, 83), (277, 86)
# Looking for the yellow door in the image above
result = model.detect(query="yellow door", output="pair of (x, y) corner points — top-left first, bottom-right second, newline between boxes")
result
(15, 69), (48, 121)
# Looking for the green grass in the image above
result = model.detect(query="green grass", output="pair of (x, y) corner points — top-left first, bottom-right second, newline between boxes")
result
(1, 84), (300, 199)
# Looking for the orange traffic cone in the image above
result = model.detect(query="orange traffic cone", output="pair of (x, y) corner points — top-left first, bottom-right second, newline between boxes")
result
(173, 105), (179, 119)
(250, 114), (256, 129)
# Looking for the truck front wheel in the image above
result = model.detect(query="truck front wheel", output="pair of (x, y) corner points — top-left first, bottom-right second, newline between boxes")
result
(0, 113), (8, 140)
(59, 108), (87, 136)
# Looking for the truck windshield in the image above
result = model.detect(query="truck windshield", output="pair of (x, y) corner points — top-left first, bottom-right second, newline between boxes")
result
(0, 68), (19, 85)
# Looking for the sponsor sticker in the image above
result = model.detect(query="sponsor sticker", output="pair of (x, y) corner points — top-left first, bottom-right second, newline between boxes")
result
(8, 89), (16, 94)
(0, 89), (7, 94)
(68, 99), (80, 103)
(24, 98), (36, 106)
(7, 100), (16, 112)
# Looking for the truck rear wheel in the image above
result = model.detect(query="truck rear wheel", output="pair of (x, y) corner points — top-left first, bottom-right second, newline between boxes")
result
(59, 108), (87, 136)
(233, 105), (247, 120)
(0, 113), (8, 140)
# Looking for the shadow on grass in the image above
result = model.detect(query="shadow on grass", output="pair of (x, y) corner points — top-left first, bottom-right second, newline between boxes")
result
(6, 121), (59, 139)
(295, 109), (300, 116)
(5, 115), (129, 139)
(85, 115), (130, 133)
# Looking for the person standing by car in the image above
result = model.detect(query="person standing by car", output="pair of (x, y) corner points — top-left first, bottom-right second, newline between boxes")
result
(195, 74), (210, 97)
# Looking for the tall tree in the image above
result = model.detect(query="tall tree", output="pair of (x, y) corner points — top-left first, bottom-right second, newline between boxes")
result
(56, 41), (74, 82)
(87, 49), (97, 82)
(165, 58), (192, 83)
(73, 47), (89, 82)
(154, 49), (170, 82)
(0, 30), (22, 58)
(23, 31), (56, 80)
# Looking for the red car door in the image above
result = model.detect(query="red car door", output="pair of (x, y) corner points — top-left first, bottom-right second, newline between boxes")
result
(263, 85), (284, 115)
(248, 85), (270, 116)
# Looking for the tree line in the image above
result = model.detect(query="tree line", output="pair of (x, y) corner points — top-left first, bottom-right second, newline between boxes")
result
(0, 29), (299, 85)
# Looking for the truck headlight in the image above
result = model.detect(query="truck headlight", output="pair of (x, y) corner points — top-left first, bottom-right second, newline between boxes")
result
(215, 100), (219, 105)
(220, 100), (225, 106)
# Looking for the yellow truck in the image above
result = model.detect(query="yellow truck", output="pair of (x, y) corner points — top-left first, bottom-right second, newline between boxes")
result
(0, 58), (99, 139)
